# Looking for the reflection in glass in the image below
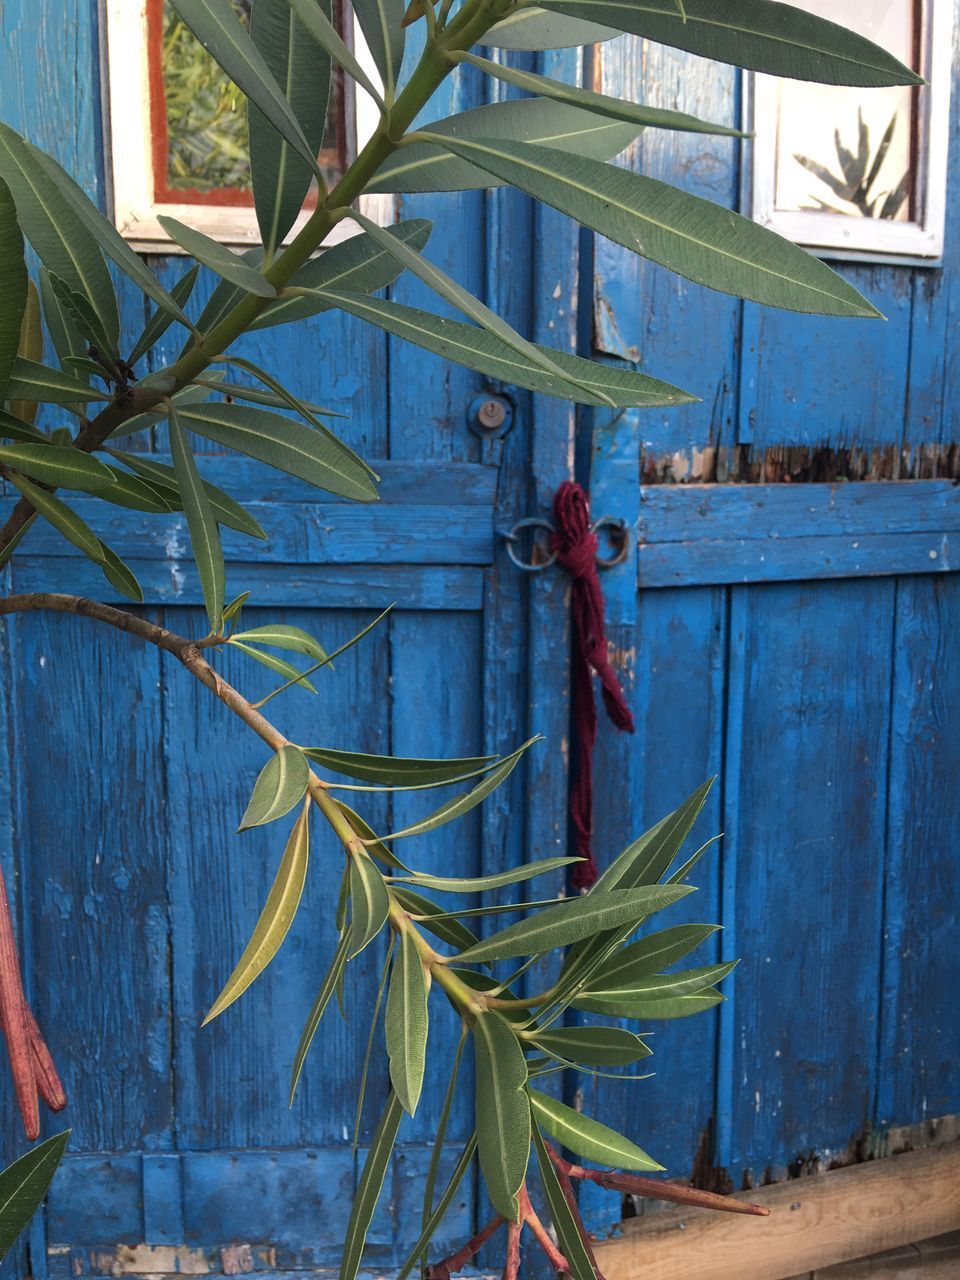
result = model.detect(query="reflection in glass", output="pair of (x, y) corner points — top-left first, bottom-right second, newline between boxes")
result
(773, 0), (918, 221)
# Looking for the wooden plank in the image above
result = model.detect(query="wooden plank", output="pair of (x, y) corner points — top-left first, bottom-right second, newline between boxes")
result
(594, 1143), (960, 1280)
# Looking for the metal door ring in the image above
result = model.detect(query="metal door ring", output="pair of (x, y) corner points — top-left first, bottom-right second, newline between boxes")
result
(592, 516), (630, 568)
(500, 518), (558, 572)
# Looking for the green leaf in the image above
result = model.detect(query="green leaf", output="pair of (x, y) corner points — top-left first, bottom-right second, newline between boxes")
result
(5, 357), (109, 405)
(474, 1010), (530, 1221)
(252, 219), (432, 330)
(0, 123), (119, 348)
(339, 1090), (404, 1280)
(594, 779), (714, 893)
(301, 746), (496, 787)
(8, 474), (104, 563)
(107, 450), (268, 540)
(158, 216), (277, 298)
(289, 926), (351, 1102)
(397, 1134), (477, 1280)
(130, 265), (200, 367)
(334, 801), (411, 873)
(536, 0), (923, 86)
(0, 443), (114, 493)
(350, 211), (609, 405)
(223, 590), (251, 624)
(168, 0), (326, 174)
(0, 173), (27, 399)
(46, 273), (118, 362)
(353, 0), (405, 98)
(349, 852), (391, 958)
(238, 745), (311, 830)
(178, 401), (379, 501)
(107, 374), (227, 439)
(394, 856), (581, 894)
(484, 7), (620, 49)
(529, 1090), (663, 1171)
(0, 1129), (71, 1262)
(99, 466), (177, 514)
(204, 800), (310, 1023)
(284, 0), (384, 105)
(254, 605), (394, 709)
(10, 279), (43, 423)
(229, 640), (319, 691)
(530, 1123), (597, 1280)
(251, 0), (332, 254)
(0, 410), (48, 445)
(460, 53), (742, 139)
(99, 541), (144, 603)
(230, 624), (328, 662)
(576, 989), (725, 1020)
(38, 267), (86, 370)
(575, 960), (737, 1014)
(455, 884), (693, 964)
(530, 1025), (652, 1065)
(319, 291), (693, 407)
(373, 738), (537, 841)
(190, 251), (264, 344)
(385, 929), (429, 1115)
(419, 1028), (467, 1267)
(391, 887), (480, 954)
(354, 937), (396, 1149)
(196, 378), (344, 418)
(369, 98), (639, 195)
(425, 138), (881, 318)
(169, 404), (226, 632)
(587, 922), (720, 990)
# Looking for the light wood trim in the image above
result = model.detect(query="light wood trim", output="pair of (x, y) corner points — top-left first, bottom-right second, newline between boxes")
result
(594, 1144), (960, 1280)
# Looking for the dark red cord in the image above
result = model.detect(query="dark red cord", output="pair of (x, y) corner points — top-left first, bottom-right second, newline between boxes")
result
(552, 481), (634, 890)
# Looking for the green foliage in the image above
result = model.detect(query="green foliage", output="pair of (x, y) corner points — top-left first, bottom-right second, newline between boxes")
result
(0, 1131), (70, 1261)
(0, 0), (918, 1272)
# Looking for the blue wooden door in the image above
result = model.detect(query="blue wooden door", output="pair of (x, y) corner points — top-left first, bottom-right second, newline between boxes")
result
(0, 12), (586, 1275)
(577, 27), (960, 1237)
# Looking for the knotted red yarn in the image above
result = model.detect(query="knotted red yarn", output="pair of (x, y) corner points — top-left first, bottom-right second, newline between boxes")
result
(552, 481), (634, 889)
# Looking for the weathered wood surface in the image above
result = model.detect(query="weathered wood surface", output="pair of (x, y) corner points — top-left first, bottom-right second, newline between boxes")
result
(594, 1144), (960, 1280)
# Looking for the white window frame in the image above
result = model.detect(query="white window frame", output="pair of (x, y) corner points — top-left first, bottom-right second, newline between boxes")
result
(103, 0), (389, 253)
(748, 0), (953, 265)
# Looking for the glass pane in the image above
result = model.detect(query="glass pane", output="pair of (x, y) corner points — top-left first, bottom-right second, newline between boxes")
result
(148, 0), (344, 205)
(772, 0), (919, 221)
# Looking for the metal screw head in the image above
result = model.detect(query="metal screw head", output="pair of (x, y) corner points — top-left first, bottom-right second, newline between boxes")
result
(477, 398), (507, 430)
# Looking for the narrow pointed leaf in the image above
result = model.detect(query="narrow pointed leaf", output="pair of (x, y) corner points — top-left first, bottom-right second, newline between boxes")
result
(0, 173), (27, 398)
(369, 98), (640, 194)
(0, 444), (114, 493)
(169, 405), (225, 632)
(107, 374), (227, 439)
(230, 624), (328, 662)
(319, 291), (693, 407)
(251, 0), (332, 253)
(302, 747), (496, 786)
(350, 211), (608, 404)
(594, 779), (714, 893)
(253, 606), (394, 710)
(38, 267), (86, 370)
(168, 0), (326, 173)
(455, 884), (693, 964)
(99, 542), (144, 603)
(395, 857), (581, 894)
(289, 925), (352, 1101)
(0, 123), (119, 347)
(204, 801), (310, 1023)
(391, 888), (480, 954)
(159, 217), (277, 298)
(349, 852), (390, 958)
(334, 801), (412, 873)
(354, 938), (396, 1148)
(588, 923), (720, 989)
(47, 273), (118, 360)
(536, 0), (923, 86)
(252, 219), (433, 330)
(191, 251), (264, 345)
(0, 1129), (71, 1262)
(575, 960), (737, 1013)
(385, 930), (429, 1114)
(9, 475), (104, 563)
(575, 989), (725, 1020)
(285, 0), (384, 104)
(0, 410), (48, 445)
(352, 0), (404, 97)
(529, 1090), (663, 1171)
(100, 467), (177, 514)
(474, 1010), (529, 1221)
(10, 280), (45, 422)
(461, 53), (741, 138)
(339, 1091), (404, 1280)
(178, 401), (379, 501)
(373, 738), (537, 841)
(5, 358), (109, 405)
(485, 7), (620, 48)
(426, 138), (881, 318)
(530, 1025), (652, 1065)
(223, 590), (251, 624)
(396, 1135), (477, 1280)
(531, 1123), (597, 1280)
(229, 640), (318, 691)
(130, 265), (200, 366)
(239, 745), (310, 830)
(107, 450), (268, 540)
(198, 377), (345, 418)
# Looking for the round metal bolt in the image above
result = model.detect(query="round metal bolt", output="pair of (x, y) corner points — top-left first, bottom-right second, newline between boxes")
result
(477, 398), (507, 430)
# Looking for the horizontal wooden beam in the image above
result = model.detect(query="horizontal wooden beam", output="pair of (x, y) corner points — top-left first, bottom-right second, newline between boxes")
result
(637, 480), (960, 587)
(594, 1143), (960, 1280)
